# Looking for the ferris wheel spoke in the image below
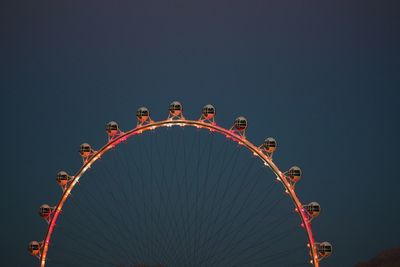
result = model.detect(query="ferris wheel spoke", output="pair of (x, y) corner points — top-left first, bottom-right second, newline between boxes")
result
(105, 155), (149, 261)
(64, 198), (123, 258)
(171, 129), (198, 266)
(228, 225), (299, 266)
(233, 244), (305, 267)
(70, 174), (143, 265)
(53, 233), (113, 265)
(92, 162), (145, 263)
(167, 129), (195, 265)
(198, 186), (287, 267)
(53, 228), (118, 266)
(131, 130), (187, 266)
(150, 132), (186, 266)
(194, 153), (258, 263)
(203, 155), (258, 243)
(205, 166), (273, 255)
(152, 130), (187, 266)
(129, 137), (172, 265)
(199, 178), (269, 266)
(212, 212), (294, 266)
(192, 136), (231, 265)
(178, 129), (199, 264)
(194, 139), (239, 252)
(191, 131), (215, 264)
(171, 129), (193, 265)
(57, 201), (129, 264)
(70, 193), (138, 264)
(114, 145), (174, 264)
(134, 140), (173, 266)
(187, 130), (214, 264)
(113, 152), (170, 264)
(48, 244), (114, 266)
(150, 132), (185, 266)
(146, 135), (158, 259)
(122, 138), (166, 262)
(111, 149), (155, 261)
(281, 261), (311, 267)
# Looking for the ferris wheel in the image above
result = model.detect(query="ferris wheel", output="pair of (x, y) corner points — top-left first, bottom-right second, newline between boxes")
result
(28, 102), (332, 267)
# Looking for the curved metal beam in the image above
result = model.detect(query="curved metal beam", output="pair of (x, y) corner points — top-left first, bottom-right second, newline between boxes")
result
(40, 119), (319, 267)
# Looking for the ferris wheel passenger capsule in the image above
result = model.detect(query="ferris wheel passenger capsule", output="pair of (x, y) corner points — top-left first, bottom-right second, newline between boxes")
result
(287, 166), (302, 184)
(28, 241), (41, 256)
(56, 171), (71, 187)
(106, 121), (119, 137)
(79, 143), (92, 158)
(169, 101), (183, 118)
(317, 242), (333, 258)
(38, 204), (52, 219)
(263, 137), (277, 153)
(234, 116), (248, 131)
(202, 104), (216, 120)
(304, 202), (321, 220)
(230, 116), (248, 137)
(136, 107), (150, 123)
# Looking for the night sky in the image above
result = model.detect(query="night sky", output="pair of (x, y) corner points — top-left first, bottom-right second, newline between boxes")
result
(1, 0), (400, 266)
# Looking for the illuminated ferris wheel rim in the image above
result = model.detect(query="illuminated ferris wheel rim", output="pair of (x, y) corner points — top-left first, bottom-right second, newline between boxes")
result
(31, 102), (331, 267)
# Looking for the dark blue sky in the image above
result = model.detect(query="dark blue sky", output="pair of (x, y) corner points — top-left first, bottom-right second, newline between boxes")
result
(1, 0), (400, 266)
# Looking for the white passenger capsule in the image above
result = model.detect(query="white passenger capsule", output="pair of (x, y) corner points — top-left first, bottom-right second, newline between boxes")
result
(38, 204), (52, 219)
(234, 116), (247, 131)
(202, 104), (216, 120)
(287, 166), (302, 183)
(317, 242), (333, 258)
(28, 241), (41, 256)
(106, 121), (119, 137)
(79, 143), (92, 158)
(304, 202), (321, 218)
(56, 171), (71, 186)
(262, 137), (277, 153)
(136, 107), (150, 123)
(169, 101), (183, 116)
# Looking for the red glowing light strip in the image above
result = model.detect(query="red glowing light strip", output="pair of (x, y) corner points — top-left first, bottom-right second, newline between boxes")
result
(40, 119), (319, 267)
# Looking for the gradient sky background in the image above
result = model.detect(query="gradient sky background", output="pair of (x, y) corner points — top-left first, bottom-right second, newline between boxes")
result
(1, 0), (400, 266)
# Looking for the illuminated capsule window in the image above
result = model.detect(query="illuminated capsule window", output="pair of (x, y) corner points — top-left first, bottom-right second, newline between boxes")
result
(318, 242), (333, 257)
(234, 116), (248, 131)
(136, 107), (149, 122)
(38, 204), (51, 218)
(79, 143), (92, 157)
(169, 101), (183, 116)
(287, 166), (302, 182)
(202, 104), (216, 120)
(263, 137), (277, 153)
(56, 171), (70, 186)
(28, 241), (40, 255)
(106, 121), (119, 136)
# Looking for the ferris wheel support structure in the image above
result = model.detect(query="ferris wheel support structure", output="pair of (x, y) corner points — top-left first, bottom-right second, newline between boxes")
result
(29, 103), (332, 267)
